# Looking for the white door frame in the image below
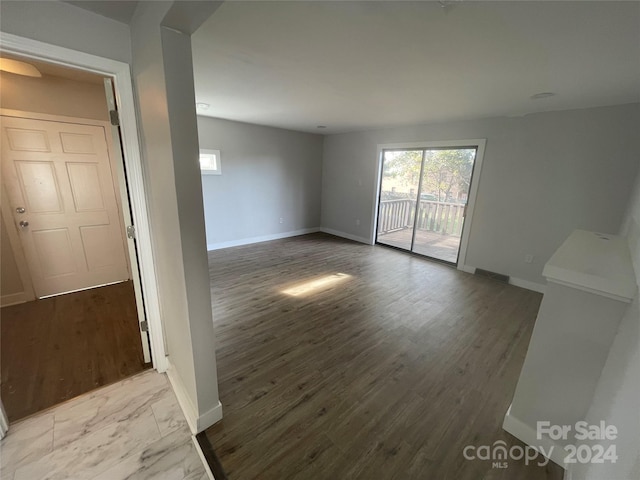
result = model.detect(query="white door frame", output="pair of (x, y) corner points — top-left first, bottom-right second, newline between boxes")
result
(371, 139), (487, 272)
(0, 32), (168, 372)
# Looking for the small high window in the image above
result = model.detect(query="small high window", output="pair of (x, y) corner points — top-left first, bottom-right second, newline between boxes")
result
(200, 149), (221, 175)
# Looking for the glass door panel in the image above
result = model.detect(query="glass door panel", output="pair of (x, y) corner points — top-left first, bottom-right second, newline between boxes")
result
(376, 150), (423, 251)
(412, 148), (477, 263)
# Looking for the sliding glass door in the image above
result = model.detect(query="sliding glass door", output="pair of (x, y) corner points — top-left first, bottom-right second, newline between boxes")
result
(376, 147), (477, 264)
(376, 150), (424, 251)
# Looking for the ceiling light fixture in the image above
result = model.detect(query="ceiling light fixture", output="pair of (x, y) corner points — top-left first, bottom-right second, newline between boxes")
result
(0, 58), (42, 78)
(530, 92), (556, 100)
(196, 102), (210, 110)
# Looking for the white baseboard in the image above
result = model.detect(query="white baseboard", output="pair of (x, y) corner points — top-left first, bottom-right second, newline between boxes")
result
(458, 264), (476, 274)
(166, 364), (223, 434)
(502, 404), (567, 468)
(1, 291), (32, 307)
(196, 400), (223, 433)
(460, 265), (546, 294)
(207, 227), (320, 251)
(320, 227), (371, 245)
(192, 435), (216, 480)
(509, 276), (546, 294)
(166, 365), (198, 434)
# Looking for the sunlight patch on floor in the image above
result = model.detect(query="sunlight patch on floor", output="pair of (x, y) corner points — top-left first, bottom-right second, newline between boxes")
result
(281, 273), (352, 297)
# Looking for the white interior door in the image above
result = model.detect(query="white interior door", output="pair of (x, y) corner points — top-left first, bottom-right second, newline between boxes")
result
(1, 116), (130, 297)
(103, 78), (152, 363)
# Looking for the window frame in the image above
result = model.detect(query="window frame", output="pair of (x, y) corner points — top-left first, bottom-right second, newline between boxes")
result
(199, 149), (221, 175)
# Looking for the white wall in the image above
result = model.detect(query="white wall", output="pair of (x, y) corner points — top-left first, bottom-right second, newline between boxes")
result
(0, 71), (109, 121)
(197, 116), (323, 249)
(0, 1), (131, 64)
(321, 104), (640, 286)
(570, 169), (640, 480)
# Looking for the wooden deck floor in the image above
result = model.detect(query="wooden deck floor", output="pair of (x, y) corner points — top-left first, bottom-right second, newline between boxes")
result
(378, 228), (461, 263)
(203, 233), (563, 480)
(1, 281), (148, 422)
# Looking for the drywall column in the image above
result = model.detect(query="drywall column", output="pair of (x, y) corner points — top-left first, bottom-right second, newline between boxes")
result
(504, 230), (636, 467)
(570, 170), (640, 480)
(161, 25), (222, 430)
(130, 1), (221, 432)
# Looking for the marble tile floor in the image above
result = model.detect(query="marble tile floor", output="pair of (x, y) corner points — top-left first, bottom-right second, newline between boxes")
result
(0, 369), (211, 480)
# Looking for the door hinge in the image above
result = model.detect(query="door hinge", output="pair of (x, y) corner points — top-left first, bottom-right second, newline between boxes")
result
(109, 109), (120, 126)
(126, 225), (136, 239)
(140, 320), (149, 332)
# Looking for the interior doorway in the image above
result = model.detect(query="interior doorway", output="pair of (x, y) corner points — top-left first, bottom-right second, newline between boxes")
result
(375, 144), (480, 265)
(0, 54), (150, 422)
(2, 116), (131, 297)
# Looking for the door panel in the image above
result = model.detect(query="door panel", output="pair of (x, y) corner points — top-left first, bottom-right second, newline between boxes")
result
(59, 132), (95, 154)
(1, 116), (130, 297)
(16, 161), (63, 213)
(5, 128), (50, 152)
(80, 224), (120, 270)
(67, 163), (105, 211)
(32, 228), (76, 277)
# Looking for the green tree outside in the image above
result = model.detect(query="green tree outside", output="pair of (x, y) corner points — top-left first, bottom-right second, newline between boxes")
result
(382, 148), (475, 203)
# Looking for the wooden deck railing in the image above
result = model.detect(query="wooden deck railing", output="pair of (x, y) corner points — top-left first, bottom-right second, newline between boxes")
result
(378, 199), (464, 236)
(377, 199), (414, 233)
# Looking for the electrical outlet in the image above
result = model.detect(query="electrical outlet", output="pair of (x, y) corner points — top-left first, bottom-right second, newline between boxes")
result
(524, 254), (534, 264)
(355, 219), (360, 226)
(279, 217), (284, 224)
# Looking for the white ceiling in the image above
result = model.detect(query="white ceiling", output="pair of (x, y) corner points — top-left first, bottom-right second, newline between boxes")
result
(192, 1), (640, 134)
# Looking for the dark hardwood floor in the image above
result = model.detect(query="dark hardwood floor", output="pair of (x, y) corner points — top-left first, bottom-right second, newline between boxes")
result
(1, 280), (148, 422)
(203, 233), (564, 480)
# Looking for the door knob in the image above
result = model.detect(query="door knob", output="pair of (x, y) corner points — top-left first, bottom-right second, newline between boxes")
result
(16, 207), (25, 214)
(19, 220), (29, 228)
